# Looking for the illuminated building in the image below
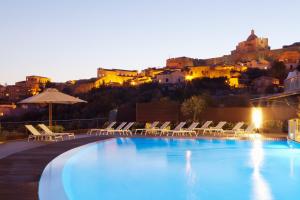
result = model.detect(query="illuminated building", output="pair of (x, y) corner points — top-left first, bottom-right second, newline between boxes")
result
(97, 68), (138, 85)
(141, 68), (165, 78)
(183, 65), (246, 87)
(25, 76), (51, 95)
(155, 70), (185, 84)
(232, 30), (270, 54)
(0, 75), (50, 101)
(166, 57), (194, 68)
(0, 104), (16, 117)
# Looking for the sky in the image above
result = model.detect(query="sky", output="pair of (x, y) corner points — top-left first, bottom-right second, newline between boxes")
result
(0, 0), (300, 84)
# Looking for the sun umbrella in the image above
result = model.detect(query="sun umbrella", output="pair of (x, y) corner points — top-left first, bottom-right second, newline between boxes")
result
(19, 88), (87, 127)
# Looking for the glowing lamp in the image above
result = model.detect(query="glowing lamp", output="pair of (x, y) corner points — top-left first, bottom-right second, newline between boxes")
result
(252, 107), (263, 129)
(185, 75), (193, 81)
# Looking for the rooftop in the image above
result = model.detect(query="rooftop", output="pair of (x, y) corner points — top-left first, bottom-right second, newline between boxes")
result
(246, 30), (258, 41)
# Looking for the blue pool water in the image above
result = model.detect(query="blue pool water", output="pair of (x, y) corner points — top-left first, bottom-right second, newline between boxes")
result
(39, 138), (300, 200)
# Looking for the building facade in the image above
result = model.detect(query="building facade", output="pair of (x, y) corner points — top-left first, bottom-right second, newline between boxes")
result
(232, 30), (270, 54)
(0, 75), (50, 102)
(155, 70), (185, 84)
(97, 68), (138, 86)
(166, 57), (194, 68)
(284, 70), (300, 92)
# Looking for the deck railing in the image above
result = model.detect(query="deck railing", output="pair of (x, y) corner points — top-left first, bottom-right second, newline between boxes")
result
(0, 117), (107, 136)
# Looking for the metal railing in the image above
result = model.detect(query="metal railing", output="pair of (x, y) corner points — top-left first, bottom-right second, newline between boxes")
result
(0, 117), (107, 136)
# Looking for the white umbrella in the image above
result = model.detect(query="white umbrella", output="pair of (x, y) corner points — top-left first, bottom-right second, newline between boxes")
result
(19, 88), (87, 127)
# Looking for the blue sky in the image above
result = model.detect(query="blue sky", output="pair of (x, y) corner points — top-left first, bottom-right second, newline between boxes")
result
(0, 0), (300, 84)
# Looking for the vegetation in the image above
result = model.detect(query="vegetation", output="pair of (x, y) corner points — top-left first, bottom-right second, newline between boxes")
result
(1, 78), (235, 122)
(1, 60), (293, 124)
(181, 95), (207, 121)
(269, 61), (287, 83)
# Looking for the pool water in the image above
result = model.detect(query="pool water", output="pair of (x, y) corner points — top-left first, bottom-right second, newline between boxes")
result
(39, 138), (300, 200)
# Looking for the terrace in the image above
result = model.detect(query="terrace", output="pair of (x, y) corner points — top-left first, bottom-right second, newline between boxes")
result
(0, 114), (293, 199)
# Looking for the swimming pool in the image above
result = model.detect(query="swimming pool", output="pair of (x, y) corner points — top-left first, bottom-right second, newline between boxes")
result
(39, 138), (300, 200)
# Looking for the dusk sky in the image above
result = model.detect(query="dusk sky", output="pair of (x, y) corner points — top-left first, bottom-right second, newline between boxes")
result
(1, 0), (300, 84)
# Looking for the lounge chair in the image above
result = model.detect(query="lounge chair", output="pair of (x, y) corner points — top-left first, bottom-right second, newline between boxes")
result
(134, 121), (159, 135)
(203, 121), (227, 135)
(170, 122), (199, 137)
(235, 124), (256, 136)
(194, 121), (213, 135)
(115, 122), (135, 136)
(223, 122), (244, 136)
(87, 121), (116, 135)
(161, 122), (186, 136)
(145, 122), (171, 135)
(105, 122), (127, 135)
(26, 125), (44, 141)
(25, 125), (63, 142)
(38, 124), (75, 139)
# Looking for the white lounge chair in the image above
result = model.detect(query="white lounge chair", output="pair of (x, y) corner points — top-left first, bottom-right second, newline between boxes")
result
(116, 122), (135, 136)
(223, 122), (244, 136)
(203, 121), (227, 135)
(26, 125), (44, 141)
(105, 122), (127, 135)
(38, 124), (75, 139)
(25, 125), (63, 142)
(194, 121), (213, 135)
(162, 122), (186, 136)
(170, 122), (199, 137)
(88, 121), (116, 135)
(145, 122), (171, 135)
(235, 124), (256, 136)
(134, 121), (159, 135)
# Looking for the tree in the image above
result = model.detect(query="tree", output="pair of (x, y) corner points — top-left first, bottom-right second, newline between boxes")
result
(181, 95), (206, 121)
(241, 68), (268, 83)
(269, 61), (287, 83)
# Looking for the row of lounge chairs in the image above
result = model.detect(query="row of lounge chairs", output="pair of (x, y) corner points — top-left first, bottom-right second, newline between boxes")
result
(25, 124), (75, 142)
(87, 122), (135, 136)
(88, 121), (256, 137)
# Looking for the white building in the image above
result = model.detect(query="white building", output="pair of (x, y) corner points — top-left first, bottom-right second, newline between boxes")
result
(284, 70), (300, 92)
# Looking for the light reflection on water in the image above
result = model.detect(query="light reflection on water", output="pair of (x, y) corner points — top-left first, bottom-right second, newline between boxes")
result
(250, 139), (273, 200)
(39, 138), (300, 200)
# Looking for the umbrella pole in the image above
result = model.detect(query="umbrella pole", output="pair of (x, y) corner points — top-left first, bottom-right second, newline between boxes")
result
(49, 103), (53, 128)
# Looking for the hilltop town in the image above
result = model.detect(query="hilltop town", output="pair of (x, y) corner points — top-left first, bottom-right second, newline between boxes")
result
(1, 30), (299, 103)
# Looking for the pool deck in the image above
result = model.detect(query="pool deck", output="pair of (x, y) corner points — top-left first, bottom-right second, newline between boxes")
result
(0, 133), (287, 200)
(0, 135), (111, 200)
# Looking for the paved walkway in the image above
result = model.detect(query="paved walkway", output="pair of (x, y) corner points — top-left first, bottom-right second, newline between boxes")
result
(0, 140), (46, 159)
(0, 135), (111, 200)
(0, 134), (91, 160)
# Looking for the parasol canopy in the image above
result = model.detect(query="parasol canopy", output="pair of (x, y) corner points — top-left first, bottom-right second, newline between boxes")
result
(19, 88), (87, 127)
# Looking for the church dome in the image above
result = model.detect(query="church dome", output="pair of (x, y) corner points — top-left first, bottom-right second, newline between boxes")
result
(247, 30), (258, 41)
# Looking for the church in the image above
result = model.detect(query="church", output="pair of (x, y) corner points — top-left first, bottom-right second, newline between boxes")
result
(231, 30), (270, 55)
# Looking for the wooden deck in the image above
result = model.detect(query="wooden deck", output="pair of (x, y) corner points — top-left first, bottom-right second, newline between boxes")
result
(0, 136), (111, 200)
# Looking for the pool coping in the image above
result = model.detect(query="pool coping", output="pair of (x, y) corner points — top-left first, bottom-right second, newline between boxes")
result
(0, 136), (111, 200)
